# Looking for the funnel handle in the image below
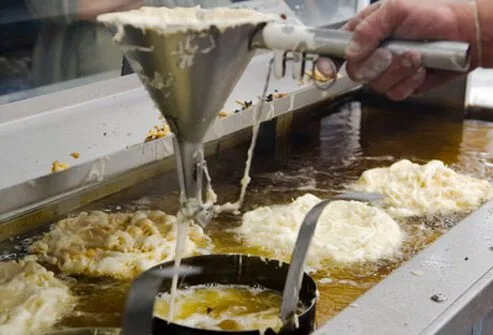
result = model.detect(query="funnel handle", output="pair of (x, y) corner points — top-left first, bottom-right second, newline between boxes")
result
(251, 22), (470, 72)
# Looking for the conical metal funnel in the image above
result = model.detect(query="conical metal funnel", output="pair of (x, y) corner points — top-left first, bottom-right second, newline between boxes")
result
(112, 23), (263, 144)
(100, 18), (269, 202)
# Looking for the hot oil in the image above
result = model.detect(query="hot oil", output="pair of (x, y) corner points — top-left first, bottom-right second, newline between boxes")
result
(205, 101), (492, 325)
(153, 285), (292, 332)
(58, 279), (130, 328)
(2, 100), (493, 330)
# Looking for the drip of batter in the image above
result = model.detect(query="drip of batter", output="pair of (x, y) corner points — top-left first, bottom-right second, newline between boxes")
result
(168, 213), (190, 322)
(213, 58), (275, 214)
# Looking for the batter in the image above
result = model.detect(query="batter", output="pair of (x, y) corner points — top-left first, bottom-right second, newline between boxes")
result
(154, 284), (284, 332)
(30, 210), (212, 280)
(236, 194), (403, 271)
(98, 6), (278, 35)
(349, 159), (493, 217)
(0, 257), (73, 335)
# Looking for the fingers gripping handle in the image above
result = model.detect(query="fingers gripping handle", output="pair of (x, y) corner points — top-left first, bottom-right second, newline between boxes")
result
(251, 22), (471, 72)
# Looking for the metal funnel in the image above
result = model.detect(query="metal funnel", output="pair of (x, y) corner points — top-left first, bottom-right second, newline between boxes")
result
(111, 22), (263, 144)
(100, 18), (270, 202)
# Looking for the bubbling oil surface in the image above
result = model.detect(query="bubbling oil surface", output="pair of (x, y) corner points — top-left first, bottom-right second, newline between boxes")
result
(154, 285), (288, 332)
(2, 101), (493, 331)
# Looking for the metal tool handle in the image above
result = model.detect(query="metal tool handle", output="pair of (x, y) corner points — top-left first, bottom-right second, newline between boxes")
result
(251, 22), (471, 72)
(279, 191), (385, 330)
(122, 265), (202, 335)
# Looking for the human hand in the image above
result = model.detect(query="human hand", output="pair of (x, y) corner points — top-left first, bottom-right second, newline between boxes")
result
(318, 0), (480, 101)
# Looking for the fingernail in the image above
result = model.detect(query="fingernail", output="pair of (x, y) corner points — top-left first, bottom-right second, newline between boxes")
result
(409, 50), (422, 67)
(353, 49), (392, 81)
(412, 67), (426, 82)
(401, 57), (412, 68)
(345, 40), (362, 56)
(372, 49), (393, 71)
(317, 58), (335, 76)
(342, 17), (361, 31)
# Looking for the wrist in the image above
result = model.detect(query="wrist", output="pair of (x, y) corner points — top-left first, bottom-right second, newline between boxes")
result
(449, 1), (482, 70)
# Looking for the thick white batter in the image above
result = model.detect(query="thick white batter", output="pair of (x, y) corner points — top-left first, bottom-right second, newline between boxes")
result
(30, 210), (212, 280)
(0, 257), (73, 335)
(236, 194), (403, 271)
(98, 6), (278, 34)
(349, 159), (493, 217)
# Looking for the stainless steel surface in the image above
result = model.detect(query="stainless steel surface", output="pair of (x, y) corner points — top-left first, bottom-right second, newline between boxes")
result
(332, 191), (384, 202)
(104, 21), (265, 145)
(281, 199), (330, 329)
(252, 23), (471, 72)
(466, 68), (493, 121)
(172, 138), (203, 202)
(280, 192), (384, 329)
(0, 70), (120, 106)
(123, 266), (167, 335)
